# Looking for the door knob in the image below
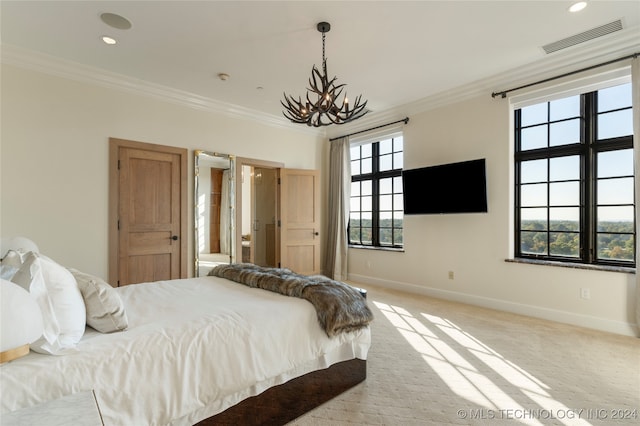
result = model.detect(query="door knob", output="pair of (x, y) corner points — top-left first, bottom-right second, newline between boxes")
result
(171, 235), (179, 241)
(314, 232), (319, 236)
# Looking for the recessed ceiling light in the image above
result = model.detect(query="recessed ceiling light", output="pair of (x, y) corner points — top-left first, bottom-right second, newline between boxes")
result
(102, 36), (117, 45)
(569, 2), (587, 13)
(218, 73), (230, 81)
(100, 13), (132, 30)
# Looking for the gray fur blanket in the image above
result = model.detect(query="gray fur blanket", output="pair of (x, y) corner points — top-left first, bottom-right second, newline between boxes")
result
(208, 263), (373, 337)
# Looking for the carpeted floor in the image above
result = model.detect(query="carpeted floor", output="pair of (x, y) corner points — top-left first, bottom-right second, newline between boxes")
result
(291, 284), (640, 425)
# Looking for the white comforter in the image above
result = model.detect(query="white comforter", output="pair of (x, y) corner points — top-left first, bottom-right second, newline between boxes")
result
(0, 276), (371, 425)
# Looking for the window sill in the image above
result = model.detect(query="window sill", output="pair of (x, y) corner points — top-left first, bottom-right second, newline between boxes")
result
(505, 258), (635, 274)
(349, 245), (404, 253)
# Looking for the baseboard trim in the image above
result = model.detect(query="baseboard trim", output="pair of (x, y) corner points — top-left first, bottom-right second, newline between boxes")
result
(349, 273), (639, 337)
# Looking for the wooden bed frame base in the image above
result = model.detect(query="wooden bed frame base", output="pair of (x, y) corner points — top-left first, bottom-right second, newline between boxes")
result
(196, 358), (366, 425)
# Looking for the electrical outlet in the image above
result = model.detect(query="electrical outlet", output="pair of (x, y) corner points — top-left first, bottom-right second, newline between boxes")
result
(580, 288), (591, 300)
(448, 271), (454, 280)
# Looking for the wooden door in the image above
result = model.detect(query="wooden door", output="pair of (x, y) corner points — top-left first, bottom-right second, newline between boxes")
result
(280, 169), (320, 275)
(109, 138), (187, 286)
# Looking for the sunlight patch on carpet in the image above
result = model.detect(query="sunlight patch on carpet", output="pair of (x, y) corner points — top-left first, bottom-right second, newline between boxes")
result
(373, 301), (592, 426)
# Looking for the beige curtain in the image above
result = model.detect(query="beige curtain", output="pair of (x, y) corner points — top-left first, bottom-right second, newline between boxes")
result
(633, 57), (640, 335)
(323, 137), (351, 280)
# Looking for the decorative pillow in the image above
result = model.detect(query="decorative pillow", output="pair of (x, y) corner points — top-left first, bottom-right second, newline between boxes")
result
(1, 249), (25, 280)
(11, 252), (86, 355)
(68, 268), (128, 333)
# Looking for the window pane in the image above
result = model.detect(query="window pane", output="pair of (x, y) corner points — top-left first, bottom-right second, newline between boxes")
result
(598, 177), (634, 204)
(351, 181), (360, 196)
(350, 146), (360, 160)
(521, 231), (547, 254)
(379, 211), (392, 221)
(598, 110), (633, 139)
(349, 227), (360, 242)
(350, 212), (360, 222)
(550, 119), (580, 146)
(550, 156), (579, 181)
(361, 143), (372, 157)
(394, 211), (404, 222)
(394, 152), (404, 169)
(394, 194), (403, 210)
(361, 228), (372, 245)
(521, 183), (547, 207)
(521, 125), (547, 150)
(379, 232), (392, 245)
(380, 154), (393, 171)
(550, 232), (579, 257)
(361, 157), (372, 174)
(394, 137), (404, 151)
(361, 180), (372, 195)
(351, 160), (360, 175)
(550, 207), (579, 231)
(379, 139), (393, 154)
(598, 149), (633, 178)
(598, 206), (634, 228)
(597, 234), (634, 261)
(550, 95), (580, 121)
(379, 177), (392, 194)
(394, 231), (403, 245)
(521, 159), (547, 183)
(598, 83), (631, 112)
(393, 176), (403, 192)
(380, 194), (392, 210)
(350, 197), (360, 212)
(361, 196), (372, 211)
(521, 103), (547, 126)
(550, 182), (579, 206)
(521, 208), (547, 230)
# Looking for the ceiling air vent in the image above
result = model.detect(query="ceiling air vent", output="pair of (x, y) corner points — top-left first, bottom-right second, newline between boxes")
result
(542, 20), (623, 54)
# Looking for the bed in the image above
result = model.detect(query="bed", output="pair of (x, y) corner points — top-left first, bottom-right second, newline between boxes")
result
(0, 251), (372, 425)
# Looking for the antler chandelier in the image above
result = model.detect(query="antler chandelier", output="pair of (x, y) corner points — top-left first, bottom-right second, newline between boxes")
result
(282, 22), (368, 127)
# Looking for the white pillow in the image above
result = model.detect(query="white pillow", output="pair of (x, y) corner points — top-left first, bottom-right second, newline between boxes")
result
(69, 268), (128, 333)
(11, 252), (86, 355)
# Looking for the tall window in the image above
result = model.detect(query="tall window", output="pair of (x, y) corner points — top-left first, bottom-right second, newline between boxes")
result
(349, 136), (404, 248)
(514, 82), (635, 267)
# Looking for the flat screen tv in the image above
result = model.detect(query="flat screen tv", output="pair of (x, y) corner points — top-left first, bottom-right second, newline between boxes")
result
(402, 158), (487, 214)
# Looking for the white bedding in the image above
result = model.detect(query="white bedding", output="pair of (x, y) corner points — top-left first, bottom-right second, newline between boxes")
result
(0, 275), (371, 425)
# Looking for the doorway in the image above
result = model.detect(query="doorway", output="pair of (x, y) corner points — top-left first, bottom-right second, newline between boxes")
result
(235, 158), (282, 268)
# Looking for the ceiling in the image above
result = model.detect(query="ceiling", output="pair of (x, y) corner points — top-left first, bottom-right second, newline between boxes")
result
(2, 1), (639, 134)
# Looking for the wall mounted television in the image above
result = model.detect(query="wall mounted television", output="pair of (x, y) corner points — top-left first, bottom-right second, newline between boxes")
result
(402, 158), (488, 214)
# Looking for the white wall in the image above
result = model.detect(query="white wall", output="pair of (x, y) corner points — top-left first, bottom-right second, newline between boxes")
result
(0, 64), (324, 278)
(348, 94), (637, 336)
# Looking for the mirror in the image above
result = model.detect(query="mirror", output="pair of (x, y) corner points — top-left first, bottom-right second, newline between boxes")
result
(194, 151), (235, 276)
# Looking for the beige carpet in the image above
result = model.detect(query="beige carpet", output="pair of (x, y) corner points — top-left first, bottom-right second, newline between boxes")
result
(291, 284), (640, 425)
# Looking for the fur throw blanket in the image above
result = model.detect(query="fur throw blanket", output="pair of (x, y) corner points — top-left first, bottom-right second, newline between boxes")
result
(209, 263), (373, 337)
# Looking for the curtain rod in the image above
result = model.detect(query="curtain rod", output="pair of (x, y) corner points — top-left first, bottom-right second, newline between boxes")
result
(329, 117), (409, 142)
(491, 52), (639, 99)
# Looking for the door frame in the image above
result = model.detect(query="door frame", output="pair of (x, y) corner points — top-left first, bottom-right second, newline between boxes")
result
(108, 138), (188, 285)
(235, 157), (283, 268)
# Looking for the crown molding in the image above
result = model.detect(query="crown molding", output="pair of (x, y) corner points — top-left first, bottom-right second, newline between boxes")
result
(3, 26), (638, 140)
(0, 43), (323, 138)
(399, 27), (640, 117)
